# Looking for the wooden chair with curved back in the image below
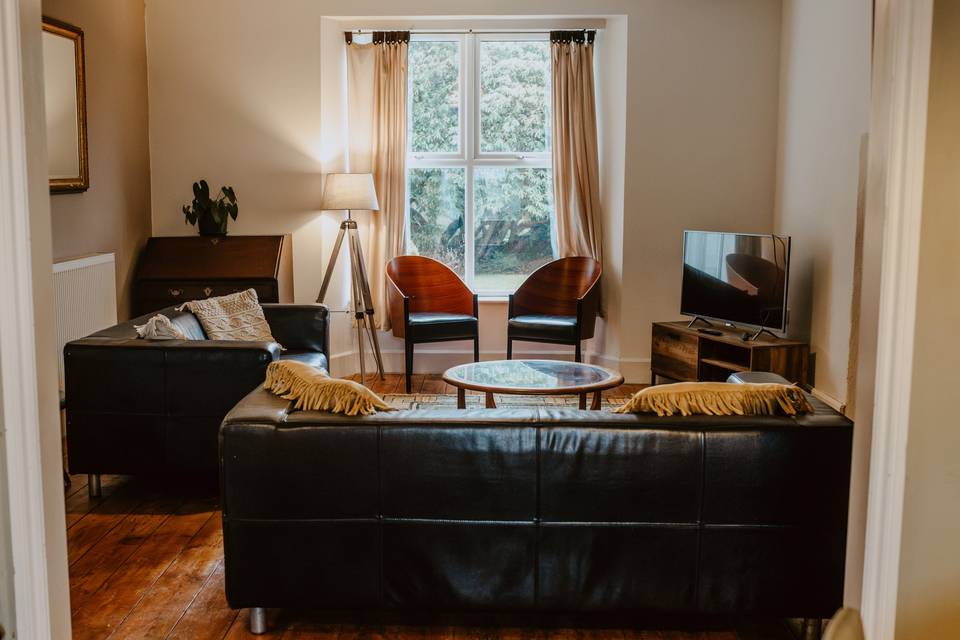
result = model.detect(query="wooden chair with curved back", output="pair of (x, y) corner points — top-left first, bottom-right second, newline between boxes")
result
(507, 256), (602, 362)
(386, 256), (479, 393)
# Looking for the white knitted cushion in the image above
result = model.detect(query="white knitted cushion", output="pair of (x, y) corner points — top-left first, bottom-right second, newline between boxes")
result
(178, 288), (276, 343)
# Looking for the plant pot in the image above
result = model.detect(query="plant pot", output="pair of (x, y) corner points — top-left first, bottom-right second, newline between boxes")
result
(197, 215), (228, 237)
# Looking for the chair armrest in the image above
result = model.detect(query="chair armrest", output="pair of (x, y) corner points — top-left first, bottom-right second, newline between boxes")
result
(261, 304), (329, 356)
(577, 277), (602, 339)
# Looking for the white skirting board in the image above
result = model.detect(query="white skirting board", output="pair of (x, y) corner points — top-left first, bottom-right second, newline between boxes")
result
(810, 387), (847, 415)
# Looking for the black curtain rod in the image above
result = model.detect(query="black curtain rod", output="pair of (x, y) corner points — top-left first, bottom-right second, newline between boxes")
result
(345, 28), (599, 36)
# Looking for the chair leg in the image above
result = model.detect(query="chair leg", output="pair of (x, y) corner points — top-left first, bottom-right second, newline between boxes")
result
(474, 336), (480, 362)
(506, 338), (513, 360)
(575, 341), (582, 363)
(404, 339), (413, 393)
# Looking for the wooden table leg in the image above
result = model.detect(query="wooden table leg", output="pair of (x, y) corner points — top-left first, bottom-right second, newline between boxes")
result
(591, 390), (602, 410)
(578, 393), (587, 410)
(457, 388), (466, 409)
(485, 392), (497, 408)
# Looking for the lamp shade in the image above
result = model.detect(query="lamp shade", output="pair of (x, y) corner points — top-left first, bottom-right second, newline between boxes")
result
(319, 173), (380, 211)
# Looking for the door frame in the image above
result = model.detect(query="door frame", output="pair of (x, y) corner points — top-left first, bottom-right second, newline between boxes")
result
(859, 0), (934, 638)
(0, 0), (55, 636)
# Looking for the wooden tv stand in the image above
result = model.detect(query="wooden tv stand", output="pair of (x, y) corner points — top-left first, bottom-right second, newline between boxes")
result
(651, 321), (809, 385)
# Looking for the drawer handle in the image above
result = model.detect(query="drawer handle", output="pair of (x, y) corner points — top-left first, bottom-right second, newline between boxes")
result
(203, 287), (213, 297)
(168, 288), (183, 297)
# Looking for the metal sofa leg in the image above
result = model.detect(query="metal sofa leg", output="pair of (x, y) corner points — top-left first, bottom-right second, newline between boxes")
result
(575, 341), (582, 362)
(88, 474), (101, 498)
(249, 607), (267, 634)
(506, 337), (512, 360)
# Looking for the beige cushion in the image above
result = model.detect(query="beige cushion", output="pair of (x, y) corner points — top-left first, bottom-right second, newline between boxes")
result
(613, 381), (814, 417)
(178, 288), (276, 343)
(264, 360), (391, 416)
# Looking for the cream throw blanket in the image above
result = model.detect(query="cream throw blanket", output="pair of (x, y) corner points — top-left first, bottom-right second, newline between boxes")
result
(134, 314), (187, 340)
(614, 382), (814, 417)
(177, 288), (276, 343)
(264, 360), (392, 416)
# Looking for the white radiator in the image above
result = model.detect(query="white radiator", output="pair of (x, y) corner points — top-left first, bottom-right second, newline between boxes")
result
(52, 253), (118, 387)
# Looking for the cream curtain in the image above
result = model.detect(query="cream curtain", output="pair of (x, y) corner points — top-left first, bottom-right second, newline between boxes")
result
(346, 34), (408, 331)
(551, 32), (603, 263)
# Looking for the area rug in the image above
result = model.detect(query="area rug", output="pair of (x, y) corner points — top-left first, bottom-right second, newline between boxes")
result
(381, 393), (627, 411)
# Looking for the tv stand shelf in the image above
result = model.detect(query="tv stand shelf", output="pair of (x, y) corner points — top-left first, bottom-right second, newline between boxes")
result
(651, 321), (809, 385)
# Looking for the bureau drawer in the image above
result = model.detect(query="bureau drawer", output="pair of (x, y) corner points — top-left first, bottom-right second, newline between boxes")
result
(135, 280), (278, 314)
(651, 324), (698, 381)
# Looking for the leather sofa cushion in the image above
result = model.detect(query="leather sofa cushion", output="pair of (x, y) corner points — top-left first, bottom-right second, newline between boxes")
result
(279, 350), (328, 372)
(508, 314), (578, 341)
(407, 313), (477, 341)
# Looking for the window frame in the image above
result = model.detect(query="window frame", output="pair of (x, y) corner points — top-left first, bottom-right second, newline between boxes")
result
(406, 32), (555, 295)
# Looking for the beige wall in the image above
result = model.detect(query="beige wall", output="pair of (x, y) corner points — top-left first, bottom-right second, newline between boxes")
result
(895, 1), (960, 635)
(616, 1), (782, 375)
(774, 0), (872, 406)
(18, 0), (72, 635)
(43, 0), (151, 319)
(144, 0), (783, 381)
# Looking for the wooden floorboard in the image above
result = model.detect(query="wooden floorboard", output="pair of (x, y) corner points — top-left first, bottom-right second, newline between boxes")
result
(67, 376), (790, 640)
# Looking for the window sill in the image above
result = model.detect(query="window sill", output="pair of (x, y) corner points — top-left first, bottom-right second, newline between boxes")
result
(479, 295), (509, 304)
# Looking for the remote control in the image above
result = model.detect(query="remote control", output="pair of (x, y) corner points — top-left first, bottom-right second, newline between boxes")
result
(697, 328), (723, 336)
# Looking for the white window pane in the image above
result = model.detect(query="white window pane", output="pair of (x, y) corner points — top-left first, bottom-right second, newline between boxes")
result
(407, 168), (465, 276)
(473, 167), (555, 291)
(479, 40), (551, 154)
(409, 41), (460, 153)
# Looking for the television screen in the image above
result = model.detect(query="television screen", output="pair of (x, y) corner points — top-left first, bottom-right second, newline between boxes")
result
(680, 231), (791, 331)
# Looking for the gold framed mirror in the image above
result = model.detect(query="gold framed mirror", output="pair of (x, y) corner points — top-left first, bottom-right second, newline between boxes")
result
(42, 17), (88, 193)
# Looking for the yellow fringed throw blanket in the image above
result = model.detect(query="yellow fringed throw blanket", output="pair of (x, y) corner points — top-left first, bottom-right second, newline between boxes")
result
(613, 382), (814, 417)
(263, 360), (392, 416)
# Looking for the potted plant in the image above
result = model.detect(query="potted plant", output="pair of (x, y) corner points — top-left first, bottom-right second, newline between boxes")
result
(182, 180), (238, 236)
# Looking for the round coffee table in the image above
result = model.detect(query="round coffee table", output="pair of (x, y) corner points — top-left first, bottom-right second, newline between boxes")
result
(442, 359), (624, 410)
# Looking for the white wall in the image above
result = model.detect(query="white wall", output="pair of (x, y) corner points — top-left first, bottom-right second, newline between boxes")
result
(144, 0), (783, 382)
(773, 0), (873, 608)
(774, 0), (872, 407)
(894, 1), (960, 634)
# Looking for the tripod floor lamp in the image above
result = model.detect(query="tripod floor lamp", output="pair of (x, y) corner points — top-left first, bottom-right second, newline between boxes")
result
(316, 173), (385, 382)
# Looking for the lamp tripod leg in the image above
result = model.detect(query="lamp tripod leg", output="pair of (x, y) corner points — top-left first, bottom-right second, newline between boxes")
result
(353, 294), (366, 383)
(316, 223), (348, 303)
(347, 226), (385, 379)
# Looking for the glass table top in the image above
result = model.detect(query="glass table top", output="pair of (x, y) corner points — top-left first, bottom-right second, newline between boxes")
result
(443, 359), (622, 393)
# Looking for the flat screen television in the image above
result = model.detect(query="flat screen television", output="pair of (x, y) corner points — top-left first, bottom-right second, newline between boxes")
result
(680, 231), (791, 331)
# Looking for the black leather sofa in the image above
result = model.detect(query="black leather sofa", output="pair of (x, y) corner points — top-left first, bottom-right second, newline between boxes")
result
(64, 303), (329, 492)
(220, 383), (853, 634)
